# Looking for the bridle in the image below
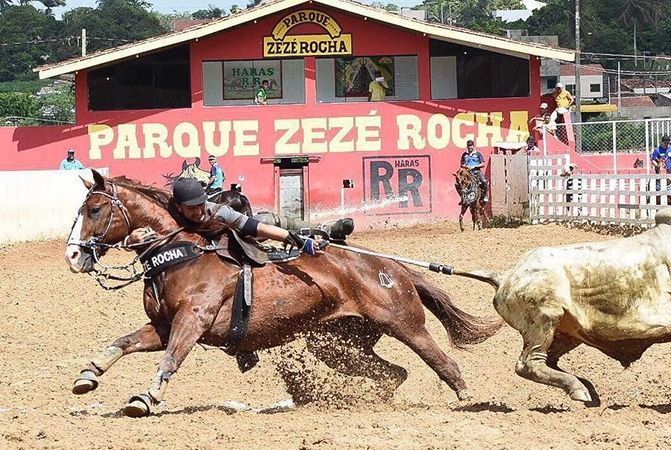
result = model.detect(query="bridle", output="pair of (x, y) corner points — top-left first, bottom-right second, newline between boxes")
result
(68, 182), (133, 251)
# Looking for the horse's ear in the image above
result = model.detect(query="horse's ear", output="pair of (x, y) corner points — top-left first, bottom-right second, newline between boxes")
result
(182, 159), (188, 170)
(80, 176), (93, 190)
(90, 169), (106, 190)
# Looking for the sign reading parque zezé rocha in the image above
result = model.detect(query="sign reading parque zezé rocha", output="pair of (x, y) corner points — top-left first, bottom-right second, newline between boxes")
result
(263, 10), (353, 57)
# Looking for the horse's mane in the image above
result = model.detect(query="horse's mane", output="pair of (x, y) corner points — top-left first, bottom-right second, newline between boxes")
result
(111, 176), (172, 210)
(454, 168), (474, 187)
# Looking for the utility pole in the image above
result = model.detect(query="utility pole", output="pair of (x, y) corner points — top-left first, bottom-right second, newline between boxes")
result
(633, 21), (637, 67)
(81, 28), (87, 56)
(617, 61), (621, 110)
(574, 0), (582, 149)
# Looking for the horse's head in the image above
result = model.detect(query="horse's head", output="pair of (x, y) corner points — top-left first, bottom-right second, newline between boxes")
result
(65, 169), (133, 273)
(453, 168), (473, 192)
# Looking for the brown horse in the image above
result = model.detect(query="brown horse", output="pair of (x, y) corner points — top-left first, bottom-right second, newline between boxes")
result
(65, 170), (501, 417)
(454, 167), (489, 232)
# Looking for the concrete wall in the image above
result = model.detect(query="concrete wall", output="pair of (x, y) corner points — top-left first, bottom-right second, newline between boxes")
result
(0, 168), (108, 244)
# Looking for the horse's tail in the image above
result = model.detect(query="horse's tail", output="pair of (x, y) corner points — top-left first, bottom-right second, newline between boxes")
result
(407, 268), (503, 349)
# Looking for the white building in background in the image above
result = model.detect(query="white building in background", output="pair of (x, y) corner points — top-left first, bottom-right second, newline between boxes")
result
(494, 0), (546, 23)
(559, 64), (607, 102)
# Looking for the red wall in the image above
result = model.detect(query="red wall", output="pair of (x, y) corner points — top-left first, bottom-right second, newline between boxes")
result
(1, 5), (543, 225)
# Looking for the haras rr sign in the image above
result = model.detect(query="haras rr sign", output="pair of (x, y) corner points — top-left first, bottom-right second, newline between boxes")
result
(263, 10), (352, 57)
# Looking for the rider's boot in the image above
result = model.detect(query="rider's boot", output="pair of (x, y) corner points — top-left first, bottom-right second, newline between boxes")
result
(236, 351), (259, 373)
(482, 184), (489, 203)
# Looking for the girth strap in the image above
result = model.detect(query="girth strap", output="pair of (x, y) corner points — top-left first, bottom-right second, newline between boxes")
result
(223, 264), (253, 355)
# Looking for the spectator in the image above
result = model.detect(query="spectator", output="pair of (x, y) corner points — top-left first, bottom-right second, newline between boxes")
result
(254, 80), (269, 105)
(368, 71), (388, 102)
(561, 162), (579, 203)
(523, 136), (540, 155)
(59, 149), (85, 170)
(553, 82), (574, 115)
(531, 103), (556, 138)
(650, 135), (671, 174)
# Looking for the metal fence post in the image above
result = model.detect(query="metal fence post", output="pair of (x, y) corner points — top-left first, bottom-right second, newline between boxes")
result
(612, 121), (617, 175)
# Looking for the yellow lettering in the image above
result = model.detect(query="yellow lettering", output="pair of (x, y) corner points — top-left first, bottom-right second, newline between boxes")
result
(173, 122), (201, 158)
(452, 113), (475, 148)
(301, 118), (328, 153)
(233, 121), (259, 156)
(203, 121), (231, 157)
(274, 119), (300, 154)
(475, 112), (503, 147)
(396, 114), (425, 150)
(507, 110), (530, 143)
(114, 124), (141, 159)
(88, 124), (114, 160)
(328, 117), (354, 152)
(142, 123), (171, 158)
(355, 115), (381, 151)
(427, 114), (450, 149)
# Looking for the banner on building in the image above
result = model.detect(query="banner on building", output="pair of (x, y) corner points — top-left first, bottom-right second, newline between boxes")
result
(223, 60), (282, 100)
(363, 155), (432, 215)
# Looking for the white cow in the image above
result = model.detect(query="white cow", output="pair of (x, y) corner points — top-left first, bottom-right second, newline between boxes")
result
(454, 208), (671, 403)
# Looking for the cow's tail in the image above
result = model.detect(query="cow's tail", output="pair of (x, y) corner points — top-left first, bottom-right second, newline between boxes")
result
(451, 269), (503, 289)
(406, 269), (503, 349)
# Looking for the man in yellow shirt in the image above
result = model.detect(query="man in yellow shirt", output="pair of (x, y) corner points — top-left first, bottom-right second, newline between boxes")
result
(368, 71), (388, 102)
(553, 82), (574, 114)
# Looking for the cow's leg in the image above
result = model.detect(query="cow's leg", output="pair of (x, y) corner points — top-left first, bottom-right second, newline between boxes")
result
(546, 332), (582, 369)
(73, 323), (167, 395)
(515, 317), (591, 402)
(122, 310), (208, 417)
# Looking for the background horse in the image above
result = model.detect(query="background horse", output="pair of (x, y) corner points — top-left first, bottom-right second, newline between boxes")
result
(208, 189), (253, 216)
(65, 170), (501, 417)
(454, 167), (489, 232)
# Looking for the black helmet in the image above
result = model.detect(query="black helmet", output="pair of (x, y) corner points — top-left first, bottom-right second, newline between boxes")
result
(173, 178), (207, 206)
(466, 139), (474, 146)
(662, 135), (671, 143)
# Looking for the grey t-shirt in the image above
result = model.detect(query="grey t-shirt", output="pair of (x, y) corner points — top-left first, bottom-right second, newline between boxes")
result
(205, 201), (258, 236)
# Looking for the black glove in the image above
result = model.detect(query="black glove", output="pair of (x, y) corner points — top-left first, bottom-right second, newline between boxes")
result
(283, 230), (305, 253)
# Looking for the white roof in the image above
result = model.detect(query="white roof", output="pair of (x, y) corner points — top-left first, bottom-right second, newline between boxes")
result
(36, 0), (574, 79)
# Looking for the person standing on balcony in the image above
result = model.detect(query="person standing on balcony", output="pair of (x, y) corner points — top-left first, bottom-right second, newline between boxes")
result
(553, 82), (574, 115)
(59, 149), (85, 170)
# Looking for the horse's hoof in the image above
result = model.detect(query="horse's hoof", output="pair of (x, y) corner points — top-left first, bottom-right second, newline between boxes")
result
(456, 389), (472, 401)
(72, 370), (99, 395)
(569, 388), (592, 402)
(123, 394), (152, 418)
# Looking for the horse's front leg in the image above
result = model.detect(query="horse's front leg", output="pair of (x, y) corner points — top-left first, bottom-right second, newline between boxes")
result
(459, 205), (468, 232)
(73, 323), (167, 395)
(123, 308), (212, 417)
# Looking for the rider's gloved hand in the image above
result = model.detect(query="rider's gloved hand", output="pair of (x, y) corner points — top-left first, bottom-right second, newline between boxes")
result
(283, 230), (318, 256)
(125, 227), (158, 246)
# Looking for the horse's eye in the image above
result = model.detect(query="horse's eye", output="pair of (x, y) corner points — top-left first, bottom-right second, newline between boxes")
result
(90, 206), (102, 216)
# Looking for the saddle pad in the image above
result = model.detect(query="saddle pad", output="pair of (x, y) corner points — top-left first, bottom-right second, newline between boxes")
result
(140, 241), (202, 279)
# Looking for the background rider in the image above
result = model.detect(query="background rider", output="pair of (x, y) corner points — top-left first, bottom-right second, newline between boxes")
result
(460, 140), (489, 203)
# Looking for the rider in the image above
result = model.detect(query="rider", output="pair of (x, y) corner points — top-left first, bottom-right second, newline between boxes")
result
(129, 178), (319, 373)
(460, 140), (488, 203)
(206, 155), (225, 195)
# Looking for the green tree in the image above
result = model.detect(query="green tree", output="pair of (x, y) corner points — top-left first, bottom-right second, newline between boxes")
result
(192, 4), (225, 19)
(0, 91), (40, 125)
(0, 6), (60, 81)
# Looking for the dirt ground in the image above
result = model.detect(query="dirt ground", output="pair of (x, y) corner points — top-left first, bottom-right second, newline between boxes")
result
(2, 222), (671, 450)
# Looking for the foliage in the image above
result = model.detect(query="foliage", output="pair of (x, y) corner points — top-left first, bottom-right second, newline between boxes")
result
(0, 91), (40, 124)
(0, 79), (50, 94)
(193, 5), (226, 19)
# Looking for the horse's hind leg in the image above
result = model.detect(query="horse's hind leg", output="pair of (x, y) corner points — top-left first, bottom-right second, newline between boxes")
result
(380, 321), (470, 400)
(307, 319), (408, 394)
(73, 323), (167, 395)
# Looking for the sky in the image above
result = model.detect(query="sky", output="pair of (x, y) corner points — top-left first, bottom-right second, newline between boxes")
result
(48, 0), (423, 20)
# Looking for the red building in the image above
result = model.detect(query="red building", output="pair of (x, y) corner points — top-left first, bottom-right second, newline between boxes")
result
(4, 0), (574, 225)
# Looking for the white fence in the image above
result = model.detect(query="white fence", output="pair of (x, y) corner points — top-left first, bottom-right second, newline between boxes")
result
(530, 158), (671, 226)
(0, 168), (108, 244)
